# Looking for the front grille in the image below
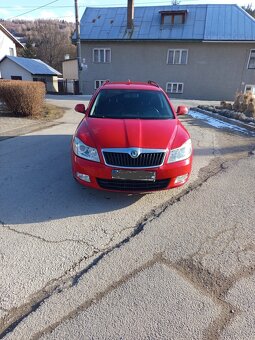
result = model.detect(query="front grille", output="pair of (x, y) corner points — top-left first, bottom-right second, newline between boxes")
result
(103, 151), (165, 168)
(97, 178), (170, 191)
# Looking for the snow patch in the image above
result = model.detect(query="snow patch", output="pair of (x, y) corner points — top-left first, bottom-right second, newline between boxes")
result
(188, 110), (255, 136)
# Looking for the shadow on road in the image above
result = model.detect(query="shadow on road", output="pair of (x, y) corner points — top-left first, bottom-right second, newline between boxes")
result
(1, 131), (253, 225)
(0, 134), (142, 225)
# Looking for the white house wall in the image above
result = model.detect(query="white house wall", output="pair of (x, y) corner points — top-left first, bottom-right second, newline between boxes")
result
(0, 31), (17, 60)
(0, 58), (33, 80)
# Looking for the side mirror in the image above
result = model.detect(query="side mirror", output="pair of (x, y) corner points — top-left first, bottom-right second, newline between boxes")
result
(177, 106), (188, 115)
(75, 103), (86, 114)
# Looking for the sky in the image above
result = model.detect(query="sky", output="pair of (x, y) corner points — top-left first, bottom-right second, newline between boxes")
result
(0, 0), (253, 22)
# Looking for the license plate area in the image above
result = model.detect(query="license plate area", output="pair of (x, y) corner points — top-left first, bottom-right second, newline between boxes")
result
(112, 170), (156, 181)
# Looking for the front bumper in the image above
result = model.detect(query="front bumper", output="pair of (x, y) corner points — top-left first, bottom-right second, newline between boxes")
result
(72, 152), (192, 192)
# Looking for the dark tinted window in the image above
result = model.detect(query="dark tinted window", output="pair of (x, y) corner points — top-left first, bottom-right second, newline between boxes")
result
(90, 89), (174, 119)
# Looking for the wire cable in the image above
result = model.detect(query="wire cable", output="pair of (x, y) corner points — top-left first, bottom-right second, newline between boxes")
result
(6, 0), (61, 20)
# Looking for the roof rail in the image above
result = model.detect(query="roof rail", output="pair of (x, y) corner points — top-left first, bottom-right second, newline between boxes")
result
(148, 80), (159, 88)
(102, 80), (111, 86)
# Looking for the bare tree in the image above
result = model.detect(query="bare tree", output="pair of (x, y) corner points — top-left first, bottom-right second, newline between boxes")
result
(30, 20), (75, 71)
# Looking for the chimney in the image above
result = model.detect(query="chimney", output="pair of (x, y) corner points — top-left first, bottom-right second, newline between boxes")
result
(127, 0), (134, 30)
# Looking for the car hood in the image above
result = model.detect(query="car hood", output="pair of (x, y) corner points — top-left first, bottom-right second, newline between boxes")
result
(77, 118), (180, 149)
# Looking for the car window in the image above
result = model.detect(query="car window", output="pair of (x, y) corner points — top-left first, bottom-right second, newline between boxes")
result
(89, 89), (174, 119)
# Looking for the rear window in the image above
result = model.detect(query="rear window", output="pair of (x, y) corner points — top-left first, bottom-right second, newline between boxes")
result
(89, 89), (174, 119)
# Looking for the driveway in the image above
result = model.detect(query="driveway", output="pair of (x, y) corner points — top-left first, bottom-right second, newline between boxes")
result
(0, 96), (254, 339)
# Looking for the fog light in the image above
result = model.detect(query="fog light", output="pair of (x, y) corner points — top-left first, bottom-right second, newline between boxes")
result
(175, 174), (188, 184)
(76, 172), (91, 182)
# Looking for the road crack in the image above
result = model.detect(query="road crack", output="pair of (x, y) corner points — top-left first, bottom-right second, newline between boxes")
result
(0, 157), (245, 338)
(175, 230), (255, 339)
(0, 222), (97, 248)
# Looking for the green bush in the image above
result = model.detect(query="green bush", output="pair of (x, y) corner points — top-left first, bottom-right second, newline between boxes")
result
(0, 80), (46, 117)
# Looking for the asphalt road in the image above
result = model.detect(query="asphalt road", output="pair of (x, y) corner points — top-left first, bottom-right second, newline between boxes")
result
(0, 96), (254, 339)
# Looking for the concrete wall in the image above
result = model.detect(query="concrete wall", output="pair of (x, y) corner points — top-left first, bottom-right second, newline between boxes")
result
(0, 31), (17, 61)
(80, 41), (255, 101)
(32, 75), (59, 93)
(51, 76), (59, 93)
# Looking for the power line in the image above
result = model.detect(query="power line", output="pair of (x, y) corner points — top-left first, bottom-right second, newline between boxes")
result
(5, 0), (61, 20)
(1, 0), (209, 10)
(3, 0), (247, 20)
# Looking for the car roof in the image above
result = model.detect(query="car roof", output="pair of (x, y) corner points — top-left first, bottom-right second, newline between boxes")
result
(100, 81), (162, 92)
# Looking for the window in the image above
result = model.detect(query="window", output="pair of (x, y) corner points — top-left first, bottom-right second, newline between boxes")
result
(167, 49), (188, 65)
(93, 48), (111, 63)
(9, 48), (14, 56)
(159, 10), (187, 25)
(11, 76), (22, 80)
(247, 50), (255, 69)
(166, 82), (184, 94)
(245, 84), (255, 94)
(94, 80), (106, 90)
(89, 89), (174, 119)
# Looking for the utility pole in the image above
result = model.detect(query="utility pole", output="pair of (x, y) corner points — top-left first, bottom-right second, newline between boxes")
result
(74, 0), (82, 92)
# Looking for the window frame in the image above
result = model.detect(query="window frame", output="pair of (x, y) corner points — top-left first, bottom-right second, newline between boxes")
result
(160, 10), (187, 25)
(166, 82), (184, 94)
(167, 49), (188, 65)
(244, 84), (255, 94)
(93, 48), (111, 63)
(247, 49), (255, 69)
(9, 47), (14, 56)
(94, 80), (106, 90)
(11, 76), (22, 80)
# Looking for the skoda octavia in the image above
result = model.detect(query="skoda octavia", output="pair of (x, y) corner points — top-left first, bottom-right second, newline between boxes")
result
(72, 81), (192, 192)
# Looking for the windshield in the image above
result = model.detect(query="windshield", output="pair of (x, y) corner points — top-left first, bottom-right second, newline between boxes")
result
(89, 89), (175, 119)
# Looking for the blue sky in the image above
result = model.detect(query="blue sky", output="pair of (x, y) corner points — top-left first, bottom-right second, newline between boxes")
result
(0, 0), (253, 21)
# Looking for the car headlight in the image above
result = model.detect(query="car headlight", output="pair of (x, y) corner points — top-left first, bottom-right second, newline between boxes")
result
(168, 139), (192, 163)
(73, 137), (100, 162)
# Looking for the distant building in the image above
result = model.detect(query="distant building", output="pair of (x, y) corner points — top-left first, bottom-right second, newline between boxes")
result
(62, 58), (78, 81)
(0, 56), (61, 93)
(0, 23), (23, 61)
(61, 57), (79, 94)
(76, 2), (255, 100)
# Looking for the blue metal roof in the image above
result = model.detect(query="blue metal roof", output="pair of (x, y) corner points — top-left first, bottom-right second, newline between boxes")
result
(79, 4), (255, 41)
(2, 56), (61, 76)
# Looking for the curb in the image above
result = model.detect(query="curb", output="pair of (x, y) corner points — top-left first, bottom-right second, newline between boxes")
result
(0, 121), (61, 141)
(190, 107), (255, 133)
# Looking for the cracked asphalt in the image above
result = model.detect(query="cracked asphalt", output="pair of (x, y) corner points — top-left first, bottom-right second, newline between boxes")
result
(0, 96), (254, 339)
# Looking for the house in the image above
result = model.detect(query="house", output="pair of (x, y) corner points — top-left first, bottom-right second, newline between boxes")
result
(0, 56), (61, 93)
(76, 2), (255, 100)
(0, 23), (23, 60)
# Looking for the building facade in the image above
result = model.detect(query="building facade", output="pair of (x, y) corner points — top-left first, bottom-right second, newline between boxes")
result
(77, 3), (255, 100)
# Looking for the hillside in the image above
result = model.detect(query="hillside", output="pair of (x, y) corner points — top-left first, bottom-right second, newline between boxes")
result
(0, 19), (76, 72)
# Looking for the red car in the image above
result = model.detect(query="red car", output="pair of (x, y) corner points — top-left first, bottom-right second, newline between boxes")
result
(72, 81), (192, 192)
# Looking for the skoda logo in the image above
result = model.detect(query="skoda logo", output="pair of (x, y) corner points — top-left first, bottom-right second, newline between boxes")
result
(130, 149), (139, 158)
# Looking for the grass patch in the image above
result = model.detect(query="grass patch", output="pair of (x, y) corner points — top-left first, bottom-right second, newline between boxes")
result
(0, 101), (66, 121)
(33, 103), (66, 121)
